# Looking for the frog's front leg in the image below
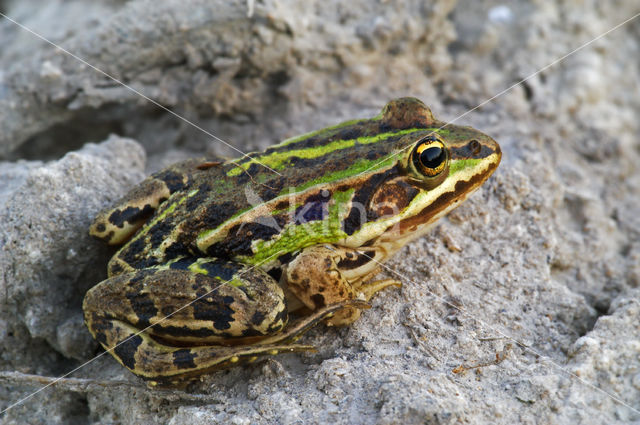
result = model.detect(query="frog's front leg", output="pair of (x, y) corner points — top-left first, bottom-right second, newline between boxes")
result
(83, 257), (356, 384)
(284, 245), (401, 326)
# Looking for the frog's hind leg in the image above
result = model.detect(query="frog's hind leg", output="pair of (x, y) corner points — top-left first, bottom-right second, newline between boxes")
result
(90, 157), (209, 245)
(90, 318), (314, 386)
(89, 300), (366, 386)
(83, 257), (366, 384)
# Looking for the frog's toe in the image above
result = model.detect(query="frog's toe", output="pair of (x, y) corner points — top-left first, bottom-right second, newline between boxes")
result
(359, 279), (402, 301)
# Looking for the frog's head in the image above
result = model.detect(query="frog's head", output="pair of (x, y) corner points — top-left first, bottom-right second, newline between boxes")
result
(343, 98), (501, 250)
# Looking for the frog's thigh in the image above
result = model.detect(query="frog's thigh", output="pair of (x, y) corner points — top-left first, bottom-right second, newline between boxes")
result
(83, 259), (288, 348)
(284, 245), (399, 326)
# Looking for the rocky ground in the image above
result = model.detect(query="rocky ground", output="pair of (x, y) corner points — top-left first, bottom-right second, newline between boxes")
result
(1, 0), (639, 424)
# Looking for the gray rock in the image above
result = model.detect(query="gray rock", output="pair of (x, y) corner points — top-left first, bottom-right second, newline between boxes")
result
(1, 0), (639, 424)
(0, 136), (145, 364)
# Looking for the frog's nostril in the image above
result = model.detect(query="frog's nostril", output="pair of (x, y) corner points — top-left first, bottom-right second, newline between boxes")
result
(467, 139), (481, 155)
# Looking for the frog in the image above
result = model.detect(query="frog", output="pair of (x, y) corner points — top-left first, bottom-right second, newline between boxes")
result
(83, 97), (501, 386)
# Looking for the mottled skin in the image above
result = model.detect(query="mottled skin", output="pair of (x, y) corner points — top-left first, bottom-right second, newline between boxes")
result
(83, 98), (501, 385)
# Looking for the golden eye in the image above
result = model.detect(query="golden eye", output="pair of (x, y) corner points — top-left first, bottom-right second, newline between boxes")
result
(411, 137), (448, 177)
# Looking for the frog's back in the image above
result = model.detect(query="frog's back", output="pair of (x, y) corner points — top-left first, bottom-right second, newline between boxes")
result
(179, 99), (445, 266)
(97, 98), (464, 272)
(117, 130), (414, 269)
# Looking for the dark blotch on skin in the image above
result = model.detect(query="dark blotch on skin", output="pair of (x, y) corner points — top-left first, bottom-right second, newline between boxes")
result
(337, 250), (374, 270)
(241, 327), (267, 337)
(108, 205), (155, 228)
(192, 295), (236, 331)
(95, 331), (107, 344)
(366, 150), (379, 160)
(299, 278), (311, 290)
(148, 220), (177, 249)
(197, 201), (237, 235)
(185, 183), (211, 211)
(268, 267), (283, 282)
(162, 241), (190, 261)
(295, 200), (327, 224)
(297, 191), (331, 224)
(266, 308), (287, 333)
(245, 163), (263, 179)
(161, 305), (175, 317)
(152, 324), (215, 338)
(279, 135), (321, 151)
(119, 238), (159, 270)
(275, 252), (293, 268)
(343, 168), (398, 235)
(168, 257), (197, 271)
(104, 230), (115, 243)
(208, 222), (280, 257)
(113, 335), (143, 369)
(199, 259), (239, 281)
(273, 198), (292, 211)
(126, 292), (159, 328)
(334, 126), (364, 141)
(89, 315), (113, 346)
(311, 294), (326, 308)
(172, 348), (198, 369)
(157, 170), (186, 192)
(251, 310), (266, 326)
(89, 313), (113, 345)
(108, 261), (124, 276)
(370, 179), (419, 217)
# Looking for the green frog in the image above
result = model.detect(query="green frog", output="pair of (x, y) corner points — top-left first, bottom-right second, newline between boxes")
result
(83, 98), (501, 386)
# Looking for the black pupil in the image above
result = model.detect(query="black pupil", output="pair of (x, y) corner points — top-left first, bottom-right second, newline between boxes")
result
(419, 146), (445, 169)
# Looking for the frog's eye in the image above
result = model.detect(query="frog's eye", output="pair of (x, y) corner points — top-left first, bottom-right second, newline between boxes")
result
(411, 137), (448, 178)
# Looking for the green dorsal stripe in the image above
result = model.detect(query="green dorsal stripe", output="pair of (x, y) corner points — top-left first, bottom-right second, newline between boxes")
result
(227, 128), (445, 177)
(280, 154), (400, 195)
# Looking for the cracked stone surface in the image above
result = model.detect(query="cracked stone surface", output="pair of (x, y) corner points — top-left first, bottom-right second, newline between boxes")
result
(1, 0), (639, 424)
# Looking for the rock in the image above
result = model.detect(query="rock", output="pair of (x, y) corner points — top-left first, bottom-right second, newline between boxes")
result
(0, 136), (145, 365)
(1, 0), (639, 424)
